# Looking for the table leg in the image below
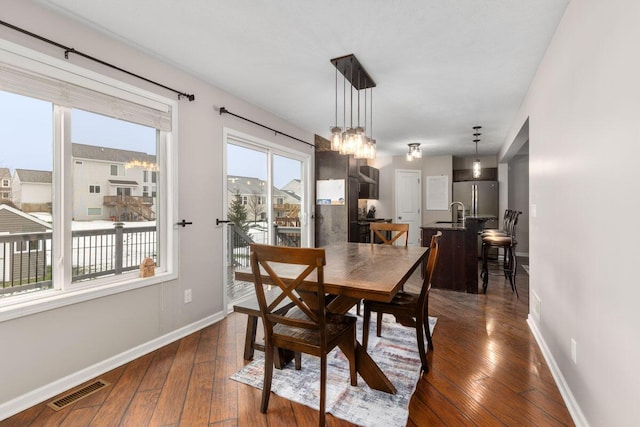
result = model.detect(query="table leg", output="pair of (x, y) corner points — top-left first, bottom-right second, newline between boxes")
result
(331, 295), (398, 394)
(338, 341), (397, 394)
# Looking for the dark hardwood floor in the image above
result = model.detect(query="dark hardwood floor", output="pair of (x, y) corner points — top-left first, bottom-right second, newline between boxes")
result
(1, 258), (574, 426)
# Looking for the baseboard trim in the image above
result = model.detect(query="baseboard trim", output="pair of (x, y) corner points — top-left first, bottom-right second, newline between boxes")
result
(0, 310), (226, 421)
(527, 316), (589, 427)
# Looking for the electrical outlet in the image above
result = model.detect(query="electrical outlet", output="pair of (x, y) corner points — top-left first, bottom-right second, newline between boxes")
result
(184, 289), (192, 304)
(571, 338), (577, 364)
(531, 290), (541, 319)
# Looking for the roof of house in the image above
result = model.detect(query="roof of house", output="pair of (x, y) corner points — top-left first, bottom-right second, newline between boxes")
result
(0, 204), (52, 232)
(14, 169), (52, 184)
(72, 143), (156, 164)
(0, 168), (11, 179)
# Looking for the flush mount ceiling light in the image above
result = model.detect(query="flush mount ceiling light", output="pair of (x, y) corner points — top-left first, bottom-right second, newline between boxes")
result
(472, 126), (482, 178)
(406, 143), (422, 161)
(329, 54), (376, 160)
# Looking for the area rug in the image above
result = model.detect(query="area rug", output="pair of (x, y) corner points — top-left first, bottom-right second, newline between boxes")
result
(231, 313), (436, 427)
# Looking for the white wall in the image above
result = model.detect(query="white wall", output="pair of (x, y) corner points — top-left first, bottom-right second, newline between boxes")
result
(499, 0), (639, 425)
(371, 154), (453, 226)
(0, 0), (313, 414)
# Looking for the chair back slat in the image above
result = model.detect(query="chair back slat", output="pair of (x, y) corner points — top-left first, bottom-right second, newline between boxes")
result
(370, 222), (409, 246)
(418, 231), (442, 309)
(250, 243), (328, 344)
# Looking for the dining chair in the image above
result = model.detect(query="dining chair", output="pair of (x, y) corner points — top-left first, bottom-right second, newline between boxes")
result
(369, 222), (409, 246)
(362, 231), (442, 373)
(355, 222), (410, 315)
(249, 243), (357, 427)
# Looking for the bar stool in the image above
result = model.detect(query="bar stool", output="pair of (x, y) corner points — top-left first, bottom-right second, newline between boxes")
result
(481, 209), (513, 237)
(481, 211), (521, 297)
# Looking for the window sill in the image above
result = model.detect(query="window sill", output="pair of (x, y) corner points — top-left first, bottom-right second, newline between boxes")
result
(0, 271), (177, 323)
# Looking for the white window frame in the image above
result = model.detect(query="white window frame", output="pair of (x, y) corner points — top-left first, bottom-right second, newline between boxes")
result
(0, 39), (179, 322)
(2, 179), (9, 187)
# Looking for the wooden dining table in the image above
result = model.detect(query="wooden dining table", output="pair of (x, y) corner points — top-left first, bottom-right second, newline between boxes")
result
(234, 241), (429, 394)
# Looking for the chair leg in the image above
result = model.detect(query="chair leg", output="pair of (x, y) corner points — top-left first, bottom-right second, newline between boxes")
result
(376, 311), (383, 337)
(481, 242), (489, 292)
(243, 315), (258, 360)
(415, 313), (429, 373)
(345, 329), (358, 386)
(509, 246), (519, 298)
(261, 344), (274, 413)
(319, 355), (327, 427)
(362, 304), (371, 350)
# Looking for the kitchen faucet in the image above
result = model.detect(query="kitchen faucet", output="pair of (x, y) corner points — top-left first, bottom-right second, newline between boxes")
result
(449, 201), (465, 223)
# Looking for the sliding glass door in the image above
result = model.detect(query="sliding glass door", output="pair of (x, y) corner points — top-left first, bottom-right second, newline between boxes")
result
(223, 130), (309, 309)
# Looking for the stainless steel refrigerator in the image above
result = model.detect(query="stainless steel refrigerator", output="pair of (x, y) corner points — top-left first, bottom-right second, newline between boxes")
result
(453, 180), (499, 257)
(452, 180), (499, 227)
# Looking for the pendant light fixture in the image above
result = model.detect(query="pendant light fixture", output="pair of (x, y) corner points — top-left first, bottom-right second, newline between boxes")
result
(328, 54), (376, 159)
(472, 126), (482, 178)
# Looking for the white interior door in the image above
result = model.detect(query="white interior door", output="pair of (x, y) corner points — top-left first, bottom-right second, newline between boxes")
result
(395, 169), (421, 245)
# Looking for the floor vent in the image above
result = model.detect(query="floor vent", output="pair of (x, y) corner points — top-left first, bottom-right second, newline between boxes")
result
(47, 379), (110, 411)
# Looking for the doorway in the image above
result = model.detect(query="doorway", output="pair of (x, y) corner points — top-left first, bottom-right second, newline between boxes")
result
(222, 129), (311, 310)
(394, 169), (421, 245)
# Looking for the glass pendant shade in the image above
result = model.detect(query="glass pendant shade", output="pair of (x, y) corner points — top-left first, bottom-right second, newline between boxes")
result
(473, 159), (481, 178)
(330, 126), (342, 151)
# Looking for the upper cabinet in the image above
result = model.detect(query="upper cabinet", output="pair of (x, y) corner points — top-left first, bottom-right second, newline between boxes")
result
(358, 165), (379, 199)
(453, 167), (498, 182)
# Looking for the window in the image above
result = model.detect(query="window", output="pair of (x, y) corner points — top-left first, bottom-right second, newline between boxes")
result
(143, 170), (148, 182)
(2, 179), (9, 187)
(14, 240), (42, 254)
(0, 40), (178, 318)
(1, 192), (9, 199)
(110, 164), (124, 176)
(241, 195), (248, 205)
(143, 186), (149, 197)
(151, 171), (157, 183)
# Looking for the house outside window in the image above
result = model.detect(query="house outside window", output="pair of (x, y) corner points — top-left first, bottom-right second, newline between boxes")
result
(110, 164), (124, 176)
(0, 40), (178, 317)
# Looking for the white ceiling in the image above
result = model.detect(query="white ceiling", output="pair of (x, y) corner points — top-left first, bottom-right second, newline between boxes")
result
(39, 0), (568, 158)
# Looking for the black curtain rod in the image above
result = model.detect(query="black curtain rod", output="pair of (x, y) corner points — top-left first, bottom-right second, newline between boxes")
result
(0, 19), (195, 101)
(219, 107), (314, 148)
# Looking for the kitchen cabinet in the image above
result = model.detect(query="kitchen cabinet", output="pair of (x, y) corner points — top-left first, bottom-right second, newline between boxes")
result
(421, 220), (480, 293)
(358, 165), (379, 199)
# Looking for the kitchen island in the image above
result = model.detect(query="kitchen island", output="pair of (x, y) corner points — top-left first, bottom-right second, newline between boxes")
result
(421, 216), (496, 293)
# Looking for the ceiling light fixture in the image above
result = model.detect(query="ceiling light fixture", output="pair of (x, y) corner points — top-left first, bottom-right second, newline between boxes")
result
(472, 126), (482, 178)
(406, 143), (422, 161)
(329, 54), (376, 160)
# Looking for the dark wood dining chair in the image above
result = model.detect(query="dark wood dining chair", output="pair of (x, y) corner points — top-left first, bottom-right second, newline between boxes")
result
(369, 222), (409, 246)
(249, 243), (357, 427)
(362, 231), (442, 373)
(356, 222), (410, 315)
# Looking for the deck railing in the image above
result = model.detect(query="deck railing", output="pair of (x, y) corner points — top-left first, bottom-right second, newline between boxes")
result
(0, 224), (156, 296)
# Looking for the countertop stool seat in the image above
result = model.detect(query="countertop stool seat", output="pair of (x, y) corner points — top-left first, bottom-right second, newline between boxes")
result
(480, 211), (521, 297)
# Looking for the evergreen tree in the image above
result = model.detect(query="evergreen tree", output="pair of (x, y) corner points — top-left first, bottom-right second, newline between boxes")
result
(228, 191), (249, 233)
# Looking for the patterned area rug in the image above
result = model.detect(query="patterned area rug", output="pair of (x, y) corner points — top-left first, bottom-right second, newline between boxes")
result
(231, 313), (436, 427)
